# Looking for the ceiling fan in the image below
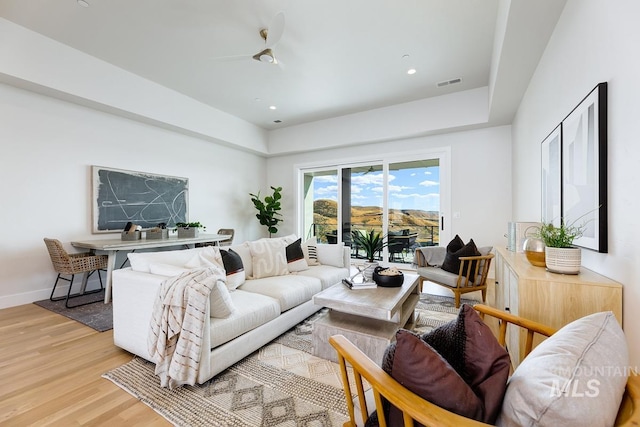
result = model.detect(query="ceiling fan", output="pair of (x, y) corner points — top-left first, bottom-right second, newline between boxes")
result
(214, 12), (285, 65)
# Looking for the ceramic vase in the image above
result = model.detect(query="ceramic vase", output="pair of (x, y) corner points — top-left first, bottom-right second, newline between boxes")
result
(545, 246), (581, 274)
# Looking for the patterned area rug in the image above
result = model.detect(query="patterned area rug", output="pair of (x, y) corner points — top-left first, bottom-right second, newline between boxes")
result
(33, 290), (112, 332)
(102, 293), (473, 426)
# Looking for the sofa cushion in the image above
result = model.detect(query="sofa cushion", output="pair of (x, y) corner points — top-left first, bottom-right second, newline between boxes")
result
(441, 238), (480, 276)
(209, 279), (236, 318)
(238, 274), (322, 311)
(316, 243), (345, 268)
(497, 311), (628, 427)
(389, 329), (484, 424)
(220, 248), (245, 289)
(286, 238), (309, 272)
(296, 264), (350, 289)
(248, 238), (289, 279)
(128, 247), (204, 273)
(209, 290), (280, 348)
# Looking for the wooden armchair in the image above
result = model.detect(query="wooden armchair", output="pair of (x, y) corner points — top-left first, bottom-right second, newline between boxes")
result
(330, 304), (640, 427)
(414, 246), (494, 308)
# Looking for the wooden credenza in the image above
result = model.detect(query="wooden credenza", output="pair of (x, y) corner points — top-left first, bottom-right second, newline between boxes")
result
(494, 247), (622, 367)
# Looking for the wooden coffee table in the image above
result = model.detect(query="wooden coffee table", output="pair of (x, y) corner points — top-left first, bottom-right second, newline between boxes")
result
(312, 273), (420, 364)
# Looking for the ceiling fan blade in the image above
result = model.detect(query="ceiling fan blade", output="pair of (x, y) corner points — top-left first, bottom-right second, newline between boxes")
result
(211, 54), (252, 63)
(265, 12), (285, 47)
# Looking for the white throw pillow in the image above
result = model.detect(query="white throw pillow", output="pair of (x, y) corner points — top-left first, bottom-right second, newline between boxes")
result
(209, 279), (236, 319)
(184, 246), (223, 269)
(148, 263), (191, 277)
(497, 311), (628, 427)
(301, 237), (319, 266)
(128, 247), (203, 273)
(316, 243), (345, 268)
(248, 239), (289, 279)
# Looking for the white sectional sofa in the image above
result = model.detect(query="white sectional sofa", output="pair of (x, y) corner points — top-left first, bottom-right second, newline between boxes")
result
(112, 235), (350, 384)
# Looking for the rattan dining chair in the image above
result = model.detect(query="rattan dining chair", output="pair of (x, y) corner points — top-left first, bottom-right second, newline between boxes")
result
(43, 238), (108, 308)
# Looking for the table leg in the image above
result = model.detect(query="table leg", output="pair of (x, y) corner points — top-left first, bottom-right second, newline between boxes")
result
(104, 250), (117, 304)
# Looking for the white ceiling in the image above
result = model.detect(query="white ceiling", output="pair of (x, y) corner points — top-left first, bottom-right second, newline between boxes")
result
(0, 0), (566, 131)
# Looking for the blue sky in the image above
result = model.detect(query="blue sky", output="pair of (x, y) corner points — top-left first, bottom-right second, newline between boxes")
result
(313, 166), (440, 212)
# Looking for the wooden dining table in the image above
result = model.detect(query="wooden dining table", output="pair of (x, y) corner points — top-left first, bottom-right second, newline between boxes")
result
(71, 233), (230, 303)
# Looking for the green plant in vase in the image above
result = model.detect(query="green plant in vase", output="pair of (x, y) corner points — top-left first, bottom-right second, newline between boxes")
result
(174, 221), (206, 238)
(351, 229), (388, 262)
(536, 219), (585, 274)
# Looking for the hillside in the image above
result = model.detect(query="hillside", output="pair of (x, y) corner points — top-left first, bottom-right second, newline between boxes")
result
(313, 199), (439, 245)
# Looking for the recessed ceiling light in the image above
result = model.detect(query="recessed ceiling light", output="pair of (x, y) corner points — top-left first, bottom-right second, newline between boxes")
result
(269, 105), (277, 110)
(77, 0), (90, 7)
(407, 68), (417, 75)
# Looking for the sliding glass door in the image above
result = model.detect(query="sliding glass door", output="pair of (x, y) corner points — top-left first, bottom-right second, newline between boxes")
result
(300, 150), (448, 266)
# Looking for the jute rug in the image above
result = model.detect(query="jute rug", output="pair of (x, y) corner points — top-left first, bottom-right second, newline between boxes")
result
(102, 293), (475, 426)
(33, 290), (112, 332)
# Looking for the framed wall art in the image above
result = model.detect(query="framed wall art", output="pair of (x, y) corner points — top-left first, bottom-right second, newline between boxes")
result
(541, 124), (562, 227)
(561, 82), (608, 252)
(92, 166), (189, 233)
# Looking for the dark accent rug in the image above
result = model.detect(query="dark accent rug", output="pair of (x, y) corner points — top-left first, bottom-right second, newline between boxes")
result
(102, 293), (474, 426)
(33, 290), (112, 332)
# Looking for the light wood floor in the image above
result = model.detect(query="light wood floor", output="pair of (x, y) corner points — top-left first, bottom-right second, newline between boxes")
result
(0, 281), (497, 426)
(0, 303), (168, 426)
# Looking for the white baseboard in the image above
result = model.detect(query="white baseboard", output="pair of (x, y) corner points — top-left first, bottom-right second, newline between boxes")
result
(0, 276), (104, 310)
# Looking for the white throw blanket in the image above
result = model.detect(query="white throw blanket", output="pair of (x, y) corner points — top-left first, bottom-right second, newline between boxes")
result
(148, 266), (226, 389)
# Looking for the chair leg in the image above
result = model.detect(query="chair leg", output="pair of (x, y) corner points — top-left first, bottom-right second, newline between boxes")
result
(65, 270), (104, 308)
(481, 289), (487, 303)
(454, 292), (461, 308)
(49, 270), (104, 308)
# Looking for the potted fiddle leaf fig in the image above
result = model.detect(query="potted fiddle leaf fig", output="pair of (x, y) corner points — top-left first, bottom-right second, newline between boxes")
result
(249, 186), (283, 237)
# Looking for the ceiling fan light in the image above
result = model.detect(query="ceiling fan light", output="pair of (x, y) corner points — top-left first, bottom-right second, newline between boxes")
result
(252, 48), (278, 64)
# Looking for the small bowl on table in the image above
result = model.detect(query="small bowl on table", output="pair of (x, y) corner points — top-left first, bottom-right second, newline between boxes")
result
(372, 266), (404, 287)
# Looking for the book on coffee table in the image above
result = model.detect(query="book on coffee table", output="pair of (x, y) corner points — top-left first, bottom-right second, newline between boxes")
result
(342, 278), (377, 290)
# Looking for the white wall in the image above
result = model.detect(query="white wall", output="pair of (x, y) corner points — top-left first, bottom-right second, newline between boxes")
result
(511, 0), (640, 365)
(0, 83), (266, 308)
(267, 125), (512, 253)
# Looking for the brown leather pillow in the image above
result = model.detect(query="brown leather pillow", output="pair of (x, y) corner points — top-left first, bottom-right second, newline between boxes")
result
(423, 304), (511, 424)
(388, 329), (484, 426)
